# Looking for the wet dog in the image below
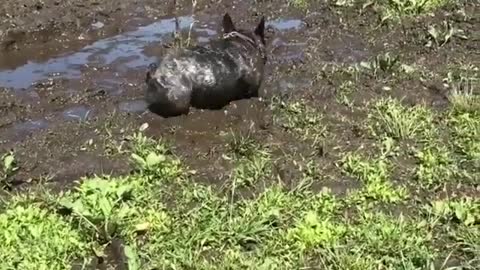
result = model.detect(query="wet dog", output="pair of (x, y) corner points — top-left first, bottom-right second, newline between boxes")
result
(145, 13), (267, 117)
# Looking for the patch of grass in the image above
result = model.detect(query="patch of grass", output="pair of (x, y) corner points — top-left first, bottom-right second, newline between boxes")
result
(287, 210), (347, 250)
(0, 203), (91, 269)
(335, 80), (356, 107)
(425, 198), (480, 267)
(287, 0), (309, 10)
(226, 133), (273, 188)
(1, 151), (19, 188)
(358, 52), (401, 78)
(449, 88), (480, 113)
(368, 97), (435, 140)
(231, 149), (272, 188)
(414, 143), (457, 188)
(272, 99), (327, 142)
(427, 197), (480, 226)
(370, 0), (453, 22)
(426, 20), (468, 48)
(227, 132), (263, 160)
(347, 212), (436, 268)
(452, 226), (480, 267)
(448, 111), (480, 163)
(445, 64), (480, 113)
(128, 132), (184, 180)
(341, 152), (408, 204)
(58, 176), (142, 242)
(3, 126), (479, 269)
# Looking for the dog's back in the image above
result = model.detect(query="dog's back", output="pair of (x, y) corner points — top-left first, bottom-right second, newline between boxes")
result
(145, 13), (266, 116)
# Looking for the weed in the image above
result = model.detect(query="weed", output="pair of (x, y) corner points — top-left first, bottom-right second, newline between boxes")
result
(231, 148), (272, 188)
(449, 87), (480, 113)
(448, 111), (480, 162)
(452, 226), (480, 267)
(426, 21), (467, 48)
(1, 151), (18, 188)
(358, 52), (401, 78)
(128, 132), (183, 181)
(172, 0), (198, 48)
(414, 144), (457, 188)
(368, 97), (435, 140)
(227, 132), (262, 160)
(335, 80), (356, 107)
(58, 176), (139, 242)
(287, 210), (347, 250)
(341, 152), (408, 204)
(0, 204), (90, 269)
(370, 0), (453, 22)
(445, 64), (480, 113)
(427, 197), (480, 226)
(272, 99), (327, 142)
(348, 212), (436, 268)
(288, 0), (309, 10)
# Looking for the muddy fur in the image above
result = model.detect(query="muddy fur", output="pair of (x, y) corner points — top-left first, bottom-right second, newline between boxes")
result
(145, 13), (267, 117)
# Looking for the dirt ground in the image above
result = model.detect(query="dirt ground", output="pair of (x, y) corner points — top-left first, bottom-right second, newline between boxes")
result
(0, 0), (478, 193)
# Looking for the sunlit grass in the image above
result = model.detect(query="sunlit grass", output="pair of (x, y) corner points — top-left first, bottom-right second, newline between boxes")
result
(368, 97), (435, 140)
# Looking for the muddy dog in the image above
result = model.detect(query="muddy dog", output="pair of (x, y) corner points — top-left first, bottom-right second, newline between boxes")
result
(145, 13), (267, 117)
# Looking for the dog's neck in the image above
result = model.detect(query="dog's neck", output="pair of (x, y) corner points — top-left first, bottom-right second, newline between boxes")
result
(222, 31), (256, 46)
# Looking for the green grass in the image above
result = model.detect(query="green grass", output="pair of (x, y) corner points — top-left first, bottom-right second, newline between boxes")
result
(341, 151), (409, 204)
(0, 203), (91, 270)
(362, 0), (453, 22)
(2, 113), (477, 268)
(1, 91), (479, 269)
(287, 0), (309, 10)
(368, 97), (435, 140)
(272, 98), (327, 142)
(445, 63), (480, 113)
(332, 0), (453, 22)
(1, 151), (18, 189)
(414, 143), (457, 188)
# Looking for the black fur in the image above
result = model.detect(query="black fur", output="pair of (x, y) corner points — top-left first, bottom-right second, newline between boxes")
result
(145, 13), (267, 117)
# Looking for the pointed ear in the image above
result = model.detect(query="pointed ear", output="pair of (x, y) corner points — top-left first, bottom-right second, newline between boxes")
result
(254, 16), (265, 41)
(222, 13), (236, 33)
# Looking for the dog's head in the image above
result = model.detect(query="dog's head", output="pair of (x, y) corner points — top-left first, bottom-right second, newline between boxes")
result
(222, 13), (267, 63)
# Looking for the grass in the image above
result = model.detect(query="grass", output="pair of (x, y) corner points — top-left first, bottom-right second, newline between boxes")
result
(0, 203), (91, 269)
(331, 0), (454, 23)
(341, 150), (409, 204)
(414, 143), (457, 188)
(446, 64), (480, 113)
(2, 106), (478, 268)
(1, 151), (18, 188)
(368, 97), (435, 140)
(287, 0), (309, 10)
(4, 92), (478, 268)
(426, 20), (468, 48)
(364, 0), (453, 23)
(272, 98), (327, 143)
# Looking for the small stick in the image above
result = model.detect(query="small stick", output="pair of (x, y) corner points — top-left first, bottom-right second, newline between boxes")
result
(186, 0), (198, 47)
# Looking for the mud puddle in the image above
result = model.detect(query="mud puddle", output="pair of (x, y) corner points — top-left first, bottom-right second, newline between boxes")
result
(0, 16), (194, 89)
(0, 13), (307, 145)
(0, 16), (306, 89)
